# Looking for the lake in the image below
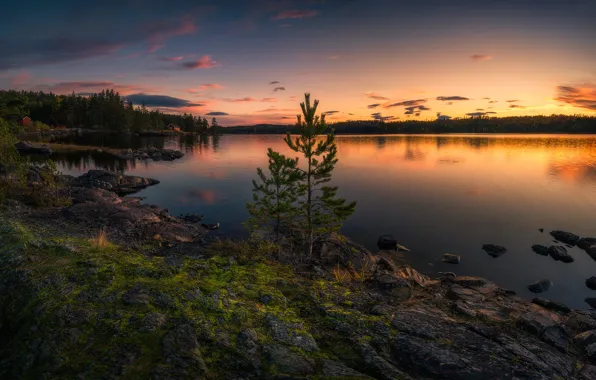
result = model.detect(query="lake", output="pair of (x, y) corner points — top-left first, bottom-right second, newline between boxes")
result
(51, 133), (596, 309)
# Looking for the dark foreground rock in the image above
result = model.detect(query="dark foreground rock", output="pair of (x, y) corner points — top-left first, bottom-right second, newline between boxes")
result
(482, 244), (507, 258)
(548, 245), (574, 263)
(532, 244), (549, 256)
(14, 141), (52, 155)
(532, 298), (571, 313)
(550, 230), (581, 246)
(377, 234), (398, 250)
(587, 277), (596, 291)
(72, 169), (159, 195)
(442, 253), (460, 264)
(578, 238), (596, 251)
(115, 147), (185, 161)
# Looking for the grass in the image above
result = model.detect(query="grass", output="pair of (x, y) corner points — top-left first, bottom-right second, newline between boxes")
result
(91, 226), (110, 249)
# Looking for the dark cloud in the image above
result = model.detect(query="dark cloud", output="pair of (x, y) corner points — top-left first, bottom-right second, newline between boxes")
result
(404, 105), (431, 114)
(0, 17), (197, 69)
(367, 103), (381, 109)
(470, 54), (492, 61)
(386, 99), (427, 108)
(281, 116), (294, 119)
(272, 10), (319, 20)
(323, 110), (339, 115)
(555, 84), (596, 110)
(466, 112), (487, 117)
(506, 99), (519, 103)
(436, 96), (469, 101)
(488, 100), (498, 103)
(482, 97), (491, 100)
(160, 56), (184, 61)
(126, 93), (204, 108)
(273, 87), (286, 92)
(180, 55), (219, 69)
(269, 81), (280, 85)
(486, 111), (497, 114)
(371, 112), (396, 121)
(447, 102), (453, 105)
(205, 112), (229, 116)
(509, 104), (526, 109)
(366, 92), (389, 101)
(476, 108), (484, 111)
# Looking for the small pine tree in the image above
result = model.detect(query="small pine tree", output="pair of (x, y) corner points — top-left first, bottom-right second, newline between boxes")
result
(246, 148), (302, 242)
(284, 93), (356, 257)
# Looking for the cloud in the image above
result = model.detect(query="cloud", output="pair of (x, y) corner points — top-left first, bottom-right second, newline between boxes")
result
(386, 99), (427, 108)
(367, 104), (381, 109)
(327, 55), (340, 60)
(269, 81), (280, 85)
(256, 107), (296, 113)
(126, 93), (204, 108)
(222, 97), (258, 103)
(466, 112), (488, 117)
(436, 96), (469, 101)
(273, 87), (286, 92)
(30, 81), (152, 95)
(272, 10), (319, 20)
(366, 92), (389, 101)
(281, 116), (294, 120)
(323, 110), (339, 115)
(509, 104), (526, 109)
(371, 112), (396, 121)
(470, 54), (492, 61)
(10, 71), (32, 87)
(185, 83), (224, 94)
(488, 100), (498, 103)
(482, 97), (491, 100)
(205, 112), (229, 116)
(261, 97), (277, 102)
(506, 99), (519, 103)
(148, 44), (164, 53)
(447, 102), (453, 105)
(180, 55), (219, 69)
(476, 108), (485, 111)
(160, 56), (184, 61)
(486, 111), (497, 114)
(555, 84), (596, 110)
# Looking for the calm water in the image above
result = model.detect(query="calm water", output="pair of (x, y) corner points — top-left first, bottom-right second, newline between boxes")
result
(52, 134), (596, 309)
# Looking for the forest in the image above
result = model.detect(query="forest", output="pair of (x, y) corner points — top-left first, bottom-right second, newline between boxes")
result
(0, 89), (216, 134)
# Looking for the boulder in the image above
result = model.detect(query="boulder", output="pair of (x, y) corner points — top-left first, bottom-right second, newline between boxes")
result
(586, 298), (596, 310)
(453, 276), (489, 287)
(528, 279), (553, 294)
(550, 230), (580, 246)
(442, 253), (460, 264)
(532, 244), (549, 256)
(587, 277), (596, 291)
(73, 169), (159, 195)
(532, 298), (571, 314)
(14, 141), (52, 155)
(320, 235), (378, 276)
(588, 247), (596, 261)
(262, 344), (315, 376)
(372, 273), (412, 301)
(377, 234), (398, 250)
(482, 244), (507, 258)
(577, 237), (596, 251)
(548, 245), (574, 263)
(574, 330), (596, 348)
(321, 360), (373, 379)
(162, 324), (207, 373)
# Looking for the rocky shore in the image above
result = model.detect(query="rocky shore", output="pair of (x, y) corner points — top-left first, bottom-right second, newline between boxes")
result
(1, 170), (596, 379)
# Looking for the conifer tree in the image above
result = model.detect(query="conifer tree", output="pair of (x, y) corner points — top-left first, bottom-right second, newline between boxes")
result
(284, 93), (356, 257)
(246, 148), (302, 242)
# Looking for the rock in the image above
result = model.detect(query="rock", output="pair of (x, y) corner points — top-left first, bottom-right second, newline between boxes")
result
(482, 244), (507, 258)
(587, 343), (596, 361)
(200, 223), (220, 231)
(236, 329), (258, 355)
(528, 279), (553, 294)
(441, 253), (460, 264)
(73, 169), (160, 195)
(139, 312), (166, 332)
(370, 304), (393, 316)
(447, 284), (485, 302)
(262, 344), (314, 376)
(532, 298), (571, 313)
(14, 141), (52, 155)
(162, 324), (207, 373)
(372, 273), (412, 301)
(577, 238), (596, 250)
(539, 228), (544, 232)
(550, 230), (580, 246)
(454, 300), (477, 317)
(587, 277), (596, 290)
(319, 235), (378, 276)
(563, 311), (596, 334)
(321, 359), (373, 378)
(532, 244), (549, 256)
(518, 310), (560, 335)
(377, 234), (398, 250)
(574, 330), (596, 348)
(548, 245), (574, 263)
(586, 298), (596, 310)
(180, 213), (205, 223)
(453, 276), (489, 287)
(265, 314), (318, 352)
(588, 247), (596, 261)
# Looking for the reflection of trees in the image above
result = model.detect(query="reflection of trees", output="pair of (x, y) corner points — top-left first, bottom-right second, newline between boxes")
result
(52, 152), (134, 173)
(375, 136), (386, 150)
(548, 161), (596, 185)
(211, 135), (220, 152)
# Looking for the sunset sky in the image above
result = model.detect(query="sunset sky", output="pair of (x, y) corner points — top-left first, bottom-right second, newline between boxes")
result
(1, 0), (595, 125)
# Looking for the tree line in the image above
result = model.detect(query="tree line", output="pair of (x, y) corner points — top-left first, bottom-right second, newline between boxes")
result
(0, 89), (218, 134)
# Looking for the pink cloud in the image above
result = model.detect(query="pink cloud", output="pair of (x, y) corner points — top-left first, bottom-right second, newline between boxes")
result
(181, 55), (219, 69)
(272, 10), (319, 20)
(30, 81), (157, 95)
(145, 18), (197, 52)
(327, 55), (340, 60)
(200, 83), (223, 90)
(470, 54), (493, 61)
(161, 56), (184, 61)
(11, 71), (32, 87)
(261, 97), (277, 102)
(148, 44), (165, 53)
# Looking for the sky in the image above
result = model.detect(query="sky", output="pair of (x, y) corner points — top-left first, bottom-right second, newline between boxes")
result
(1, 0), (595, 125)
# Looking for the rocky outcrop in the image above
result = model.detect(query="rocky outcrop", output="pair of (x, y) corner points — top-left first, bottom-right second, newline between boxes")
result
(587, 277), (596, 291)
(550, 230), (581, 246)
(528, 279), (553, 293)
(532, 244), (549, 256)
(578, 238), (596, 251)
(72, 169), (159, 195)
(548, 245), (574, 263)
(442, 253), (460, 264)
(482, 244), (507, 258)
(114, 147), (185, 161)
(14, 141), (52, 155)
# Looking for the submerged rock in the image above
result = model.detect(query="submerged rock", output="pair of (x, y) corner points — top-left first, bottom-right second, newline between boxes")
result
(587, 277), (596, 290)
(532, 244), (549, 256)
(441, 253), (460, 264)
(550, 230), (580, 246)
(528, 279), (553, 294)
(586, 298), (596, 310)
(548, 245), (574, 263)
(377, 234), (398, 250)
(73, 169), (159, 195)
(532, 298), (571, 313)
(482, 244), (507, 258)
(14, 141), (52, 155)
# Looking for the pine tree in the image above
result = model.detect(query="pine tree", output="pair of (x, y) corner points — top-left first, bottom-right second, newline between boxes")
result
(284, 93), (356, 257)
(246, 148), (302, 242)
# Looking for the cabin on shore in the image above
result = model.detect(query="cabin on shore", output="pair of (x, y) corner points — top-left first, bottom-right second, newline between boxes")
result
(18, 116), (32, 126)
(165, 123), (181, 132)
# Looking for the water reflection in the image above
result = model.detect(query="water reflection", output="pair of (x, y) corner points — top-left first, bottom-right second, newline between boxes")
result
(49, 134), (596, 309)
